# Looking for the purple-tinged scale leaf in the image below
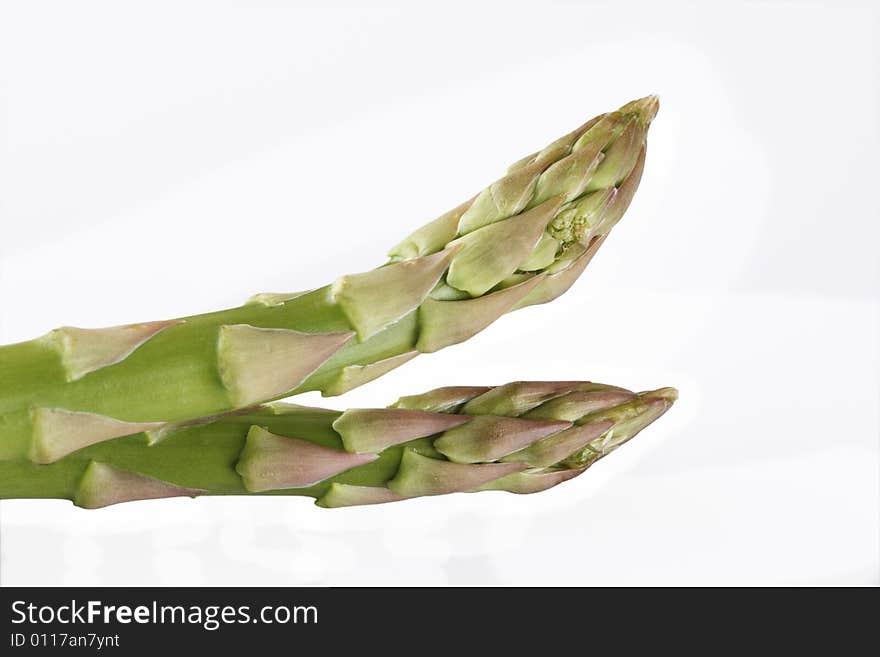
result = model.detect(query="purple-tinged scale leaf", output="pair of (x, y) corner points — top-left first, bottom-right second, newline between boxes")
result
(315, 483), (410, 508)
(387, 449), (527, 497)
(434, 416), (571, 464)
(30, 408), (164, 464)
(529, 143), (604, 208)
(512, 234), (606, 310)
(333, 408), (470, 454)
(456, 158), (548, 235)
(50, 319), (183, 382)
(523, 390), (636, 422)
(416, 275), (544, 353)
(584, 117), (643, 192)
(502, 420), (614, 467)
(332, 246), (459, 340)
(391, 386), (493, 413)
(594, 146), (647, 233)
(217, 324), (354, 407)
(446, 197), (562, 296)
(389, 199), (473, 260)
(506, 115), (604, 173)
(236, 426), (376, 492)
(74, 461), (204, 509)
(460, 380), (582, 417)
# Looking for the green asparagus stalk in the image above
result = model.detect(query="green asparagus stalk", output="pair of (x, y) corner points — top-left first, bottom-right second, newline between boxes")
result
(0, 97), (658, 465)
(0, 380), (677, 509)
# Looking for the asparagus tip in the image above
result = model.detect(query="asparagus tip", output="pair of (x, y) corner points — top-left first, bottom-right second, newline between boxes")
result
(642, 386), (678, 405)
(622, 95), (660, 123)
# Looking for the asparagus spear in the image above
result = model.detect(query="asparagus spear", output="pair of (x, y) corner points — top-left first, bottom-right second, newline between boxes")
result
(0, 380), (677, 509)
(0, 97), (658, 464)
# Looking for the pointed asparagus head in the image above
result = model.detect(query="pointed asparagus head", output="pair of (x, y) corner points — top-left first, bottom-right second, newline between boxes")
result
(383, 96), (657, 345)
(317, 380), (677, 505)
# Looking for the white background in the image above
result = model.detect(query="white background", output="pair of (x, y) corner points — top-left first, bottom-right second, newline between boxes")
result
(0, 0), (877, 585)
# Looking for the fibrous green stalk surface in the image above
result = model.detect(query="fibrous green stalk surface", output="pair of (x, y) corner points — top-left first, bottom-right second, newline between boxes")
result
(0, 97), (658, 464)
(0, 380), (676, 509)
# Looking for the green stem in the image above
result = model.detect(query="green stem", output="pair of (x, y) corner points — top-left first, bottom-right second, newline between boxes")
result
(0, 381), (676, 509)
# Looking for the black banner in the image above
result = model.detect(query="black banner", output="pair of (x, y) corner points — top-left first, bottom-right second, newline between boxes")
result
(0, 587), (872, 651)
